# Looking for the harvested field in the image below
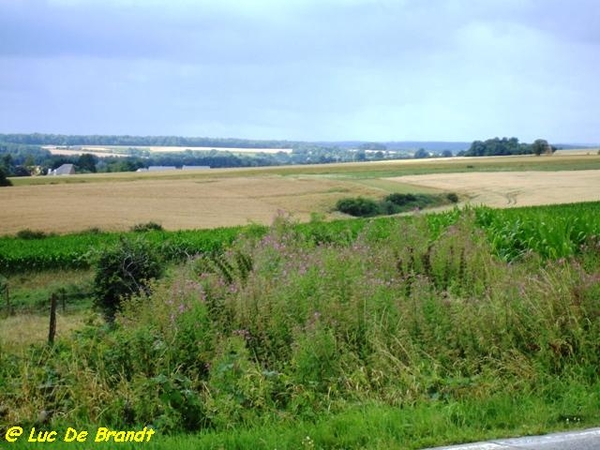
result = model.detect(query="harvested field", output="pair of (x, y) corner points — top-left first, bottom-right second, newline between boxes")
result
(0, 175), (386, 234)
(3, 155), (600, 235)
(390, 170), (600, 207)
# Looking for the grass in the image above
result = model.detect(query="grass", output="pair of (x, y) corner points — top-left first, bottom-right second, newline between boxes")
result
(4, 395), (598, 449)
(1, 206), (599, 449)
(2, 270), (93, 314)
(0, 313), (88, 354)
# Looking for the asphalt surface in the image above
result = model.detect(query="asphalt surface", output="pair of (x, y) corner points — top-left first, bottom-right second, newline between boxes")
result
(425, 428), (600, 450)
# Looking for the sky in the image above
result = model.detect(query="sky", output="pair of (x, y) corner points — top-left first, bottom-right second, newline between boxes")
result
(0, 0), (598, 144)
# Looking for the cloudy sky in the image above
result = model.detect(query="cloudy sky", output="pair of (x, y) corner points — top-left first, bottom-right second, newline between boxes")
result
(1, 0), (598, 143)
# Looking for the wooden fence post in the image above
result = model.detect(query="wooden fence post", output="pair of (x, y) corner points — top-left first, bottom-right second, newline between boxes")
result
(48, 293), (57, 345)
(4, 284), (9, 315)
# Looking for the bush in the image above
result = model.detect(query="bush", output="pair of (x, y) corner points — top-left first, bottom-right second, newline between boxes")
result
(336, 193), (454, 217)
(131, 221), (164, 232)
(93, 237), (163, 321)
(446, 192), (459, 203)
(335, 197), (380, 217)
(384, 193), (417, 206)
(15, 229), (51, 240)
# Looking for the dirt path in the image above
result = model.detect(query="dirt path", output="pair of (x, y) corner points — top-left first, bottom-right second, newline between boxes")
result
(388, 170), (600, 207)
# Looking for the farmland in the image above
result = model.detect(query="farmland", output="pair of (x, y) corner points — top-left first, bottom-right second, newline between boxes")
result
(1, 152), (600, 449)
(1, 152), (600, 235)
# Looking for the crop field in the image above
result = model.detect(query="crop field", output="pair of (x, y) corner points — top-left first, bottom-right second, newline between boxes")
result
(2, 153), (600, 236)
(392, 169), (600, 207)
(0, 175), (388, 235)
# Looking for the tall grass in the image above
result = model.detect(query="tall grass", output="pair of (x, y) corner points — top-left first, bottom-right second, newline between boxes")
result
(2, 207), (599, 448)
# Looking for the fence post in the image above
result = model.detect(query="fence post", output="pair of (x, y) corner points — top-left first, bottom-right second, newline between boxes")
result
(1, 280), (10, 316)
(48, 293), (57, 345)
(4, 284), (9, 315)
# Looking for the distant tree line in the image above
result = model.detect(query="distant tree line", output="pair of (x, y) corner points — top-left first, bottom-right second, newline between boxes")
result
(0, 134), (559, 181)
(461, 137), (556, 157)
(0, 135), (414, 178)
(0, 133), (296, 150)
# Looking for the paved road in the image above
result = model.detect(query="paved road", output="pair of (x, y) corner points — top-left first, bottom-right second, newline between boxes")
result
(425, 428), (600, 450)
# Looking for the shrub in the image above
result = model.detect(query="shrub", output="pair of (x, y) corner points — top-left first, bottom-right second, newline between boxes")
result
(337, 193), (455, 218)
(335, 197), (380, 217)
(446, 192), (459, 203)
(384, 193), (417, 206)
(131, 221), (164, 232)
(15, 229), (51, 240)
(93, 237), (163, 321)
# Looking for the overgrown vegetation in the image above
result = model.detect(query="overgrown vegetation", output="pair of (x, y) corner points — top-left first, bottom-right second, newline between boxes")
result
(1, 204), (600, 448)
(130, 221), (164, 233)
(93, 237), (163, 321)
(336, 192), (459, 217)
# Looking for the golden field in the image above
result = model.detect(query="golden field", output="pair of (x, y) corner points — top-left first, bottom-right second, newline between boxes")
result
(0, 174), (389, 234)
(1, 153), (600, 235)
(393, 170), (600, 207)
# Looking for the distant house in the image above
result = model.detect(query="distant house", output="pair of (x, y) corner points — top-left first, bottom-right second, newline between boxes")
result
(49, 164), (75, 176)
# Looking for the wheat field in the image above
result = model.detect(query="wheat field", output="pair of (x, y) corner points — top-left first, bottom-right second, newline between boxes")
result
(391, 169), (600, 207)
(0, 175), (387, 234)
(2, 154), (600, 235)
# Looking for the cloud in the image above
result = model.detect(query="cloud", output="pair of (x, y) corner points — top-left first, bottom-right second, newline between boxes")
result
(0, 0), (598, 142)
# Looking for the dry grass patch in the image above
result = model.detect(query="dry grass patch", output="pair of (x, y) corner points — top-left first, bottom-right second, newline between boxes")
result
(0, 313), (87, 353)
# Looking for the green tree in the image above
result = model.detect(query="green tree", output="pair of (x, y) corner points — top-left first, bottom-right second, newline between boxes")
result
(414, 148), (429, 159)
(77, 153), (97, 173)
(531, 139), (551, 156)
(0, 167), (12, 186)
(1, 154), (14, 175)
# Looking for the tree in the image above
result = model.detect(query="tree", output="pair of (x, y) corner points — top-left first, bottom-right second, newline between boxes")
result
(441, 150), (453, 158)
(355, 150), (367, 161)
(1, 154), (14, 175)
(531, 139), (551, 156)
(0, 167), (12, 186)
(414, 148), (429, 159)
(77, 153), (97, 173)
